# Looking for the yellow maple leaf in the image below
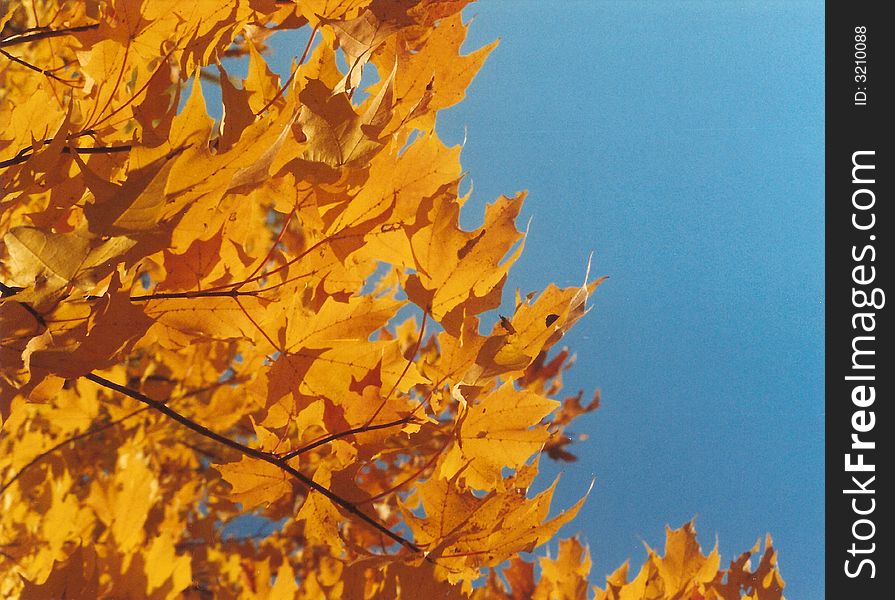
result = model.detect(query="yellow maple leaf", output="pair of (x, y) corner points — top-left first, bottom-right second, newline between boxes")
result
(440, 383), (559, 490)
(405, 192), (526, 335)
(216, 455), (293, 510)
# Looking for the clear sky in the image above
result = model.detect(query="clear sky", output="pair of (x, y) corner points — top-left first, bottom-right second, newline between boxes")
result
(431, 1), (824, 597)
(262, 1), (825, 596)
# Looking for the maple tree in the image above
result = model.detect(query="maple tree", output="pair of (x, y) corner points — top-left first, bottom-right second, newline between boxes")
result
(0, 0), (786, 597)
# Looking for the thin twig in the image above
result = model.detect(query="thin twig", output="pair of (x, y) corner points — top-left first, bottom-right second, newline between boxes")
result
(360, 434), (451, 505)
(128, 289), (260, 302)
(0, 285), (44, 331)
(254, 24), (318, 116)
(86, 50), (175, 132)
(233, 295), (281, 352)
(0, 143), (131, 169)
(367, 310), (428, 425)
(278, 415), (417, 461)
(84, 42), (130, 129)
(238, 209), (296, 290)
(0, 23), (99, 48)
(199, 233), (334, 294)
(0, 47), (77, 83)
(23, 303), (46, 327)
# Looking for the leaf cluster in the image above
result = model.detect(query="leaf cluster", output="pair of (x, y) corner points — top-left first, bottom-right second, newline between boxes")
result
(0, 1), (784, 598)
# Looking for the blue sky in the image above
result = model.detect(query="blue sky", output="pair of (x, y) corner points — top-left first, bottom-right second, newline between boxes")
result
(434, 0), (824, 596)
(263, 1), (824, 595)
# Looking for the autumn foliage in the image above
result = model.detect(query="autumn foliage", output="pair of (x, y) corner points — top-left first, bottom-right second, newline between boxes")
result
(1, 0), (784, 598)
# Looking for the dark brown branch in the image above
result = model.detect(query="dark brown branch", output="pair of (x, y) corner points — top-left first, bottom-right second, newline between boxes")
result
(0, 24), (99, 48)
(0, 131), (97, 170)
(21, 282), (262, 305)
(128, 289), (261, 302)
(0, 143), (132, 169)
(127, 266), (315, 301)
(0, 47), (76, 82)
(84, 373), (420, 553)
(20, 302), (46, 328)
(0, 282), (23, 297)
(67, 145), (132, 155)
(0, 282), (47, 328)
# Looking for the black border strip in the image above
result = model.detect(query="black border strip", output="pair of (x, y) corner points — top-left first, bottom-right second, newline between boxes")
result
(826, 4), (891, 597)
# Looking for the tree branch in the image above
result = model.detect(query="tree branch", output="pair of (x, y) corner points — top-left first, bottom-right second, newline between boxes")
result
(367, 310), (427, 424)
(254, 24), (318, 116)
(238, 209), (296, 289)
(127, 289), (261, 301)
(84, 372), (420, 553)
(0, 282), (47, 329)
(278, 415), (417, 461)
(361, 434), (450, 505)
(0, 47), (78, 83)
(86, 49), (175, 132)
(0, 282), (23, 297)
(0, 24), (99, 48)
(0, 143), (132, 169)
